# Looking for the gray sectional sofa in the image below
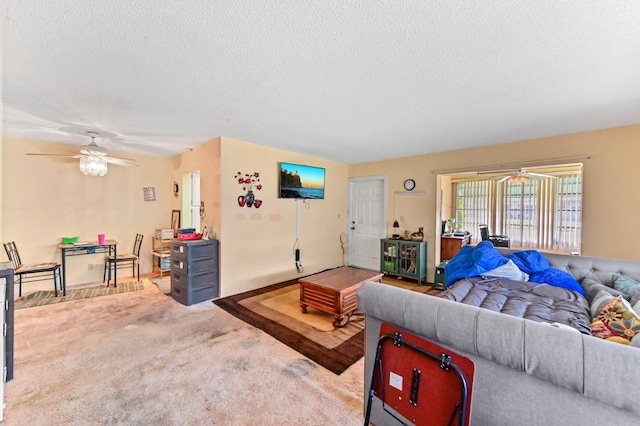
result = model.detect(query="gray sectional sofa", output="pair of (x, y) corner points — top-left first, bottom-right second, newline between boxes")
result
(357, 251), (640, 425)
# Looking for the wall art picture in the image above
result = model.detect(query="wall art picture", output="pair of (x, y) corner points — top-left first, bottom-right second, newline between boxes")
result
(143, 186), (156, 201)
(235, 171), (263, 208)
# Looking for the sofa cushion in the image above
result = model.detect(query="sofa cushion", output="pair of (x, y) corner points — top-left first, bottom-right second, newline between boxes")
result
(589, 289), (615, 318)
(589, 296), (640, 344)
(580, 276), (629, 303)
(529, 268), (585, 296)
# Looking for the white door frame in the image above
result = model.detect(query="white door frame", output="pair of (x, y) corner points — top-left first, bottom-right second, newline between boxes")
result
(347, 175), (388, 269)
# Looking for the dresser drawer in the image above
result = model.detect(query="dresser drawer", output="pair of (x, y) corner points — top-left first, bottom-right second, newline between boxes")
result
(170, 240), (217, 261)
(170, 256), (217, 275)
(170, 270), (217, 292)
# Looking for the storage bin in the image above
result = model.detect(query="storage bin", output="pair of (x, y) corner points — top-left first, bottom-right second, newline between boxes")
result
(170, 239), (219, 306)
(170, 256), (217, 275)
(170, 284), (217, 306)
(170, 239), (216, 260)
(170, 270), (218, 292)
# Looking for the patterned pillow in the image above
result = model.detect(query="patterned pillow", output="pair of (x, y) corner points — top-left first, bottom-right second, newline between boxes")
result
(590, 296), (640, 344)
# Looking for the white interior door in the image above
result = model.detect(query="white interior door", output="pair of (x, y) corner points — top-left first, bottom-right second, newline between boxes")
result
(348, 177), (387, 270)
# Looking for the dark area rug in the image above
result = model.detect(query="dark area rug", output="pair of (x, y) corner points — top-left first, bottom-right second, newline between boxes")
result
(15, 280), (147, 309)
(214, 279), (365, 375)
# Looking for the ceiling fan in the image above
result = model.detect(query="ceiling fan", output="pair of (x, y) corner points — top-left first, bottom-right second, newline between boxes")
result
(477, 169), (556, 184)
(26, 131), (140, 176)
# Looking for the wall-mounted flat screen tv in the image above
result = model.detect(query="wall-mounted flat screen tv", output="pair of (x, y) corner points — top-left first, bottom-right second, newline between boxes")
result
(279, 162), (325, 199)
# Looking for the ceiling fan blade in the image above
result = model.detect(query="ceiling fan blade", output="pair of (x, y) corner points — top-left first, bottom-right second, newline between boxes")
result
(498, 175), (511, 183)
(26, 153), (82, 159)
(104, 156), (140, 167)
(526, 172), (556, 179)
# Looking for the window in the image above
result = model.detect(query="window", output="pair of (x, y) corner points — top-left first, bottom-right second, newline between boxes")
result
(453, 166), (582, 253)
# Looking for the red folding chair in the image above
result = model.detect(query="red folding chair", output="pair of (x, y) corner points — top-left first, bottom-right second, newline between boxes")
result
(365, 323), (475, 426)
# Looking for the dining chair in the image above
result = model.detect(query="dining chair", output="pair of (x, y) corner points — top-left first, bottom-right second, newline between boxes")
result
(3, 241), (62, 297)
(103, 234), (144, 286)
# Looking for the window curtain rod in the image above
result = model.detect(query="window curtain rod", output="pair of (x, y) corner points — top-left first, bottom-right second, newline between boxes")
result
(431, 155), (590, 175)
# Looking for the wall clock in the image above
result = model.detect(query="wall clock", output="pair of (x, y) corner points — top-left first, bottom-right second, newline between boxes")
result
(404, 179), (416, 191)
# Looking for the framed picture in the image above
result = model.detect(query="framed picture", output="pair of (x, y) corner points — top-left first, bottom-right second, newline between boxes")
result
(143, 186), (156, 201)
(171, 210), (181, 237)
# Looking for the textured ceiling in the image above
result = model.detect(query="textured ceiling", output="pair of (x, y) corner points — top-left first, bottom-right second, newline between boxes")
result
(3, 1), (640, 163)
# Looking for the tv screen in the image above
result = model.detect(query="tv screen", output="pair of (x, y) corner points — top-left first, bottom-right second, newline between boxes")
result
(279, 162), (325, 199)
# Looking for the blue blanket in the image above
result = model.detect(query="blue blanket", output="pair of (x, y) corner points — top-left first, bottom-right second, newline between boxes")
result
(444, 241), (508, 286)
(444, 242), (584, 296)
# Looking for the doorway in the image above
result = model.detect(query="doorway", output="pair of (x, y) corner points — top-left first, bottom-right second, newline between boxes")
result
(182, 172), (201, 231)
(347, 176), (387, 270)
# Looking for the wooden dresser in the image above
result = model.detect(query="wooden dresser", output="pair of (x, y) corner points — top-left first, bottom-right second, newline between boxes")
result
(440, 235), (471, 261)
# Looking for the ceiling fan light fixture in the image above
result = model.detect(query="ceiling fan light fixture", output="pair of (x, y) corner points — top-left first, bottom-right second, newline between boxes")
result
(80, 156), (108, 176)
(508, 175), (526, 184)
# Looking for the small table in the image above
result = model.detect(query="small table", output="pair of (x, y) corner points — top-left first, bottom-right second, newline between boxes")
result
(299, 266), (383, 327)
(58, 240), (118, 296)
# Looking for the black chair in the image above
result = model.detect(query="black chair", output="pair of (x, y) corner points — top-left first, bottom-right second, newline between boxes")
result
(104, 234), (143, 286)
(479, 224), (511, 248)
(3, 242), (62, 297)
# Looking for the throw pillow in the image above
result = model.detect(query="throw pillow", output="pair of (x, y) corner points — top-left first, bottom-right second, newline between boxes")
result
(613, 273), (640, 297)
(634, 299), (640, 316)
(529, 268), (585, 296)
(589, 289), (615, 318)
(482, 259), (530, 281)
(589, 296), (640, 344)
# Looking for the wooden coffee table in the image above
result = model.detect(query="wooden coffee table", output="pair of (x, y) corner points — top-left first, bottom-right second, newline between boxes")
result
(299, 266), (383, 327)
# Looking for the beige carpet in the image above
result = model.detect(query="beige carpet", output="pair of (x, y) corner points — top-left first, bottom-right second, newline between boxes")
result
(14, 280), (147, 309)
(5, 280), (364, 425)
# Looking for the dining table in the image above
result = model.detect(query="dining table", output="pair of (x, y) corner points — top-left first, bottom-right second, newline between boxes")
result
(57, 239), (118, 296)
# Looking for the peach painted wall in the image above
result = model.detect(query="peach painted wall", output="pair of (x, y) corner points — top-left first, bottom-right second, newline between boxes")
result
(349, 124), (640, 278)
(4, 125), (639, 296)
(2, 136), (173, 290)
(171, 137), (222, 240)
(219, 137), (348, 297)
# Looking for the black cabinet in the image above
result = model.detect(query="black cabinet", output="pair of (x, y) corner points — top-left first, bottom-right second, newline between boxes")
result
(0, 262), (14, 382)
(170, 239), (219, 305)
